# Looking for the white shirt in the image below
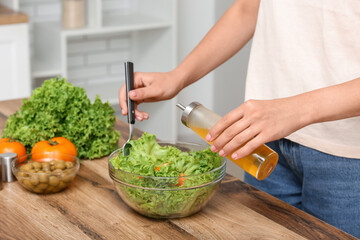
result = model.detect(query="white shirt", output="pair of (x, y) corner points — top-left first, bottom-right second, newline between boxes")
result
(245, 0), (360, 158)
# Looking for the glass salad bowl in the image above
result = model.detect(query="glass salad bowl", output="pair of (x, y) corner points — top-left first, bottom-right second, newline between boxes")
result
(108, 141), (226, 219)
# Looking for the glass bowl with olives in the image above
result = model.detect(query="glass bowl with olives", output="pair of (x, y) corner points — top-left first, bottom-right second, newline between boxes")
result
(11, 152), (80, 194)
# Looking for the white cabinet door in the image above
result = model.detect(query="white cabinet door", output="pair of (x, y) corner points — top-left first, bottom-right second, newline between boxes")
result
(0, 23), (31, 101)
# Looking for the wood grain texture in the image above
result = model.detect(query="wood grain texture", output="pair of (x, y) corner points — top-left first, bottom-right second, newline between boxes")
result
(0, 5), (28, 25)
(0, 99), (357, 240)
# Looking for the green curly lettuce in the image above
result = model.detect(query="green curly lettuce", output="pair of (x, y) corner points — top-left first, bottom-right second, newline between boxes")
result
(2, 77), (120, 159)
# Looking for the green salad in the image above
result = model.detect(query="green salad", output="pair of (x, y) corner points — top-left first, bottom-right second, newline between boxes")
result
(109, 133), (225, 218)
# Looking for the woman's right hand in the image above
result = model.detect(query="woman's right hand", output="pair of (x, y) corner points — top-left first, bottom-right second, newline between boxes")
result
(119, 71), (184, 121)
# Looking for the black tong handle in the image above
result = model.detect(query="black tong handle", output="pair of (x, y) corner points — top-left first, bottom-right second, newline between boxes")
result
(125, 61), (135, 124)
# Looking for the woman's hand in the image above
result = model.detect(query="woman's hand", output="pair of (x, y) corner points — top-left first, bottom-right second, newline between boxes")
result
(206, 98), (308, 159)
(119, 71), (184, 121)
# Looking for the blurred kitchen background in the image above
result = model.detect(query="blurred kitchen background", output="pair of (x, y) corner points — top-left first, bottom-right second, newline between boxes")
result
(0, 0), (251, 180)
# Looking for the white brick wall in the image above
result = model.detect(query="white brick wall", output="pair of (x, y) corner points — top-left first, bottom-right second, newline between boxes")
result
(68, 65), (108, 79)
(67, 39), (107, 54)
(109, 63), (125, 75)
(75, 75), (122, 104)
(67, 33), (132, 102)
(68, 55), (85, 68)
(87, 50), (130, 65)
(109, 37), (131, 49)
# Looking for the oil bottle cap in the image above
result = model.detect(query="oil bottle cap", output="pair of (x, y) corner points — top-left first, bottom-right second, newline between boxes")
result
(176, 102), (202, 127)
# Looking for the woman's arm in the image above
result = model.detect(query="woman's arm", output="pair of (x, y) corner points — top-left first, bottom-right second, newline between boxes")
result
(207, 77), (360, 159)
(119, 0), (261, 118)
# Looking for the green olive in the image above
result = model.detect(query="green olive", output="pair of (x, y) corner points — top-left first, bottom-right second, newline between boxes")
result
(41, 162), (50, 171)
(54, 160), (66, 170)
(53, 181), (67, 192)
(20, 163), (33, 172)
(30, 175), (39, 185)
(32, 162), (42, 170)
(31, 183), (48, 193)
(52, 169), (62, 174)
(17, 172), (29, 178)
(37, 183), (48, 190)
(23, 179), (33, 189)
(65, 161), (74, 168)
(49, 176), (60, 186)
(38, 172), (49, 183)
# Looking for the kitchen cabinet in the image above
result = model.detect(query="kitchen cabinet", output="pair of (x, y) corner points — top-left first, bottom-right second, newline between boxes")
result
(7, 0), (178, 141)
(0, 4), (31, 101)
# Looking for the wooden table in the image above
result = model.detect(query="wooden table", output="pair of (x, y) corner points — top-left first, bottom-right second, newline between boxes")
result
(0, 99), (357, 240)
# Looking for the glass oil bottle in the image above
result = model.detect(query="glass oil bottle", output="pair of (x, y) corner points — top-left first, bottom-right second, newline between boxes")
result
(177, 102), (278, 180)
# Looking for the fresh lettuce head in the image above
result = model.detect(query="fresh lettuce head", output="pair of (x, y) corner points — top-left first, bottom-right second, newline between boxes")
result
(2, 77), (120, 159)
